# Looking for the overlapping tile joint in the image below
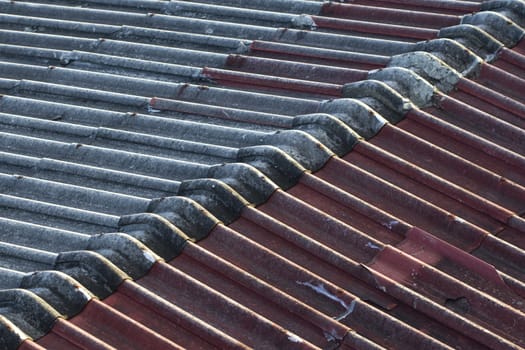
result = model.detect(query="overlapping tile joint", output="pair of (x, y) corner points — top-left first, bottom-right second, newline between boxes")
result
(0, 0), (524, 349)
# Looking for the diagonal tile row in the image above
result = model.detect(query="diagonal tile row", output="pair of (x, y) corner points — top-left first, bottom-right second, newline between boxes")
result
(0, 0), (524, 349)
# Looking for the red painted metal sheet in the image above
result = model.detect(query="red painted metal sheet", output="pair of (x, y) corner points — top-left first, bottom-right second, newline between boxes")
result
(292, 173), (525, 301)
(239, 191), (520, 350)
(172, 242), (352, 347)
(243, 193), (516, 346)
(249, 41), (389, 70)
(225, 54), (369, 84)
(496, 48), (525, 80)
(231, 208), (401, 311)
(68, 300), (185, 350)
(401, 110), (525, 187)
(473, 234), (525, 282)
(37, 319), (116, 350)
(495, 226), (525, 254)
(17, 341), (47, 350)
(228, 212), (453, 349)
(253, 191), (381, 263)
(443, 90), (525, 135)
(196, 224), (363, 317)
(313, 156), (525, 285)
(311, 16), (438, 40)
(477, 63), (525, 105)
(398, 227), (494, 280)
(353, 140), (514, 226)
(201, 67), (342, 97)
(333, 0), (480, 15)
(364, 125), (525, 213)
(315, 157), (489, 252)
(363, 125), (525, 240)
(455, 75), (525, 127)
(368, 247), (525, 349)
(139, 262), (319, 349)
(289, 178), (410, 242)
(196, 223), (456, 350)
(430, 94), (525, 158)
(397, 227), (525, 306)
(320, 2), (461, 28)
(108, 280), (250, 350)
(512, 39), (525, 56)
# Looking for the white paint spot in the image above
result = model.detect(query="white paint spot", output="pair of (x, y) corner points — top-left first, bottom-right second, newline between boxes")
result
(335, 299), (357, 321)
(147, 105), (161, 113)
(297, 280), (360, 338)
(296, 281), (348, 308)
(77, 286), (93, 301)
(366, 242), (380, 250)
(486, 53), (497, 62)
(291, 14), (317, 30)
(287, 332), (303, 343)
(323, 331), (336, 342)
(383, 220), (399, 230)
(9, 322), (28, 340)
(454, 216), (466, 224)
(143, 250), (157, 263)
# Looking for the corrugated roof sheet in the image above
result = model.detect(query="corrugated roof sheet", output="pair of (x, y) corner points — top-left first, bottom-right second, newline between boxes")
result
(0, 0), (524, 349)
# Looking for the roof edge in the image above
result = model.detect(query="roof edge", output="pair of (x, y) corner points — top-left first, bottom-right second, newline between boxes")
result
(0, 289), (59, 341)
(54, 250), (127, 299)
(119, 213), (188, 261)
(148, 196), (220, 241)
(237, 145), (306, 190)
(178, 178), (249, 225)
(20, 271), (93, 319)
(341, 79), (413, 124)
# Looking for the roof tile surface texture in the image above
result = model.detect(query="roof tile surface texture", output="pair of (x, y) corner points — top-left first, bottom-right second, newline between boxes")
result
(0, 0), (524, 349)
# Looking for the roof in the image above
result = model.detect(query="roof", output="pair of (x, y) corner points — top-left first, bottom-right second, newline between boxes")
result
(0, 0), (524, 349)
